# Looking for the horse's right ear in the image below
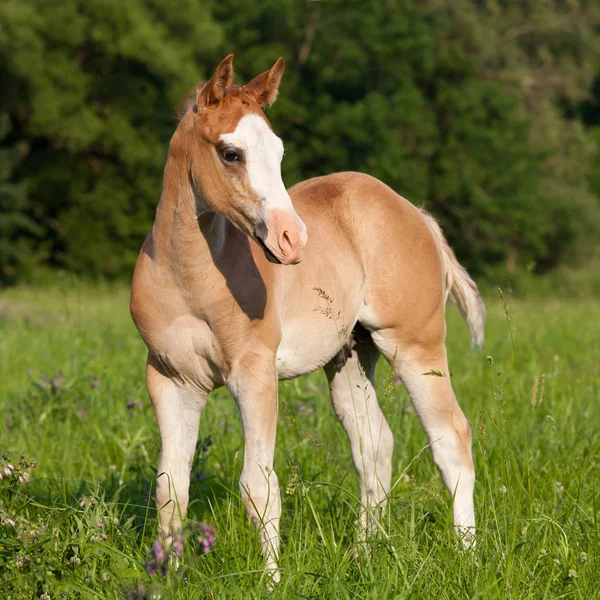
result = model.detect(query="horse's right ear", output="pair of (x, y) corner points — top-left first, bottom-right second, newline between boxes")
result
(197, 54), (234, 108)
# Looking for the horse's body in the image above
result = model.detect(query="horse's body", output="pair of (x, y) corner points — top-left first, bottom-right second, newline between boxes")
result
(131, 55), (485, 581)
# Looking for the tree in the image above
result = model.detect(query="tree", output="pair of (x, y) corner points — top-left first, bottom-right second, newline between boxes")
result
(0, 0), (222, 280)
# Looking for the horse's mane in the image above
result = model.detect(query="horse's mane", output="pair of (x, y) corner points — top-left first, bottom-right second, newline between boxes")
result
(176, 84), (254, 122)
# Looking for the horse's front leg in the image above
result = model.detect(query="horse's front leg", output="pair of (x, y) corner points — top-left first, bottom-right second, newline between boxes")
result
(227, 347), (281, 583)
(146, 354), (208, 542)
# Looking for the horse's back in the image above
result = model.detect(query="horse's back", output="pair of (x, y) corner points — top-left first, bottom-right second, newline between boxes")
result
(289, 171), (446, 342)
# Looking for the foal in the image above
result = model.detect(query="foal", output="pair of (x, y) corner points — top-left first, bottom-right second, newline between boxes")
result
(131, 54), (485, 580)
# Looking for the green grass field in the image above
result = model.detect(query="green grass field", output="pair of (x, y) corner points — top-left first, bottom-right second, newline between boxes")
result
(1, 279), (599, 599)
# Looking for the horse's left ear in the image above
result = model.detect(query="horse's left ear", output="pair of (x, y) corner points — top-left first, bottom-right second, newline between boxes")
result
(243, 57), (285, 107)
(197, 54), (235, 108)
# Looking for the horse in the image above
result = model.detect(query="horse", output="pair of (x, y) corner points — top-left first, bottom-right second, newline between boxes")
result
(130, 54), (485, 582)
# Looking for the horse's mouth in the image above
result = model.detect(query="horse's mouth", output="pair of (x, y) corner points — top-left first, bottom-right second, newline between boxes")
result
(254, 236), (283, 265)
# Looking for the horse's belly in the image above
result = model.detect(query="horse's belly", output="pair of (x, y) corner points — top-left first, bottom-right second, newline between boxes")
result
(275, 322), (344, 380)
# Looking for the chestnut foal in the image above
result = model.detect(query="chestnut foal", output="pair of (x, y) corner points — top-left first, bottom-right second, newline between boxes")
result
(131, 54), (485, 581)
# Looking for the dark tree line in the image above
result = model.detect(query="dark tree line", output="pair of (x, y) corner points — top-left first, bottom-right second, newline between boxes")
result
(1, 0), (599, 283)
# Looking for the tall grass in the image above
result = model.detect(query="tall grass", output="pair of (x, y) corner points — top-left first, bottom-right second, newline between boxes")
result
(0, 279), (598, 598)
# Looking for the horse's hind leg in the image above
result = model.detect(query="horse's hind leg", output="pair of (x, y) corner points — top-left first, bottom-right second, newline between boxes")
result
(146, 354), (208, 541)
(324, 330), (394, 537)
(372, 330), (475, 545)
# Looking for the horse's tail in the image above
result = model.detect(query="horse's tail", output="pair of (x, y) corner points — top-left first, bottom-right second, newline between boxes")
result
(421, 211), (486, 349)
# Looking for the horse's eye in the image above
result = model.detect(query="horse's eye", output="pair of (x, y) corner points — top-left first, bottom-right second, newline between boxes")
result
(223, 149), (242, 163)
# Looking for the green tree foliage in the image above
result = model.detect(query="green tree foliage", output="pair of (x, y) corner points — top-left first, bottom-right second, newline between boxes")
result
(0, 0), (599, 283)
(0, 0), (222, 281)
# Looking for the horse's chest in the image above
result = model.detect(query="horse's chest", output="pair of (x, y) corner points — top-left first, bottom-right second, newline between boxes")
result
(154, 315), (226, 390)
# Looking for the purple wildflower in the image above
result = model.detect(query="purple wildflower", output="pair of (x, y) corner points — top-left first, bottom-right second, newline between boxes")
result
(127, 399), (135, 409)
(4, 468), (11, 476)
(128, 583), (146, 600)
(98, 520), (104, 528)
(197, 523), (216, 554)
(0, 473), (3, 480)
(218, 420), (225, 427)
(90, 377), (100, 389)
(52, 377), (65, 390)
(146, 538), (169, 576)
(6, 518), (15, 527)
(38, 378), (48, 389)
(152, 540), (165, 563)
(173, 533), (184, 558)
(8, 464), (14, 470)
(26, 369), (33, 376)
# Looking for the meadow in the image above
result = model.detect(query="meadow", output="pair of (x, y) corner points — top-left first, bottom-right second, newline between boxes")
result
(0, 276), (599, 599)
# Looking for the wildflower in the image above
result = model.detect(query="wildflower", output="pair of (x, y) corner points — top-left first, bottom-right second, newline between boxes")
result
(527, 572), (535, 580)
(91, 377), (100, 389)
(4, 468), (11, 476)
(197, 523), (216, 554)
(38, 378), (48, 389)
(40, 594), (51, 600)
(146, 539), (168, 576)
(579, 552), (588, 563)
(26, 369), (33, 376)
(128, 584), (146, 600)
(5, 518), (15, 527)
(568, 569), (577, 578)
(52, 377), (65, 390)
(69, 556), (80, 566)
(218, 420), (225, 427)
(0, 474), (3, 480)
(195, 471), (204, 481)
(173, 533), (184, 558)
(555, 481), (565, 494)
(8, 464), (14, 470)
(16, 558), (23, 568)
(184, 577), (188, 584)
(499, 485), (507, 494)
(103, 572), (111, 581)
(98, 520), (104, 528)
(127, 399), (135, 409)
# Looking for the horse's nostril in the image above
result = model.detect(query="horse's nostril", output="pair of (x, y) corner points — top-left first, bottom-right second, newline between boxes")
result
(281, 230), (297, 253)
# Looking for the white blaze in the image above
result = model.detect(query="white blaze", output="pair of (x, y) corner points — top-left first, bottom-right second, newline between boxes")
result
(219, 114), (307, 241)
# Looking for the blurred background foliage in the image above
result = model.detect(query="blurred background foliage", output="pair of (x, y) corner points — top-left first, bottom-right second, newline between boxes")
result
(1, 0), (599, 284)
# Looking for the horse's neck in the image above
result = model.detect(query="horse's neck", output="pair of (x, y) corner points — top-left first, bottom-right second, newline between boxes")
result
(153, 157), (226, 279)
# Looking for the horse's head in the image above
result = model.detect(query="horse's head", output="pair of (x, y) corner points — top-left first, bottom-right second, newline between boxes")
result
(177, 54), (307, 265)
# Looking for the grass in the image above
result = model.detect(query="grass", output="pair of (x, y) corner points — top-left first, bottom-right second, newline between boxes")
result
(0, 276), (599, 598)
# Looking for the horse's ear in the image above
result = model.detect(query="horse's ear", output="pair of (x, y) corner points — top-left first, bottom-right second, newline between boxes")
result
(197, 54), (234, 108)
(243, 57), (285, 107)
